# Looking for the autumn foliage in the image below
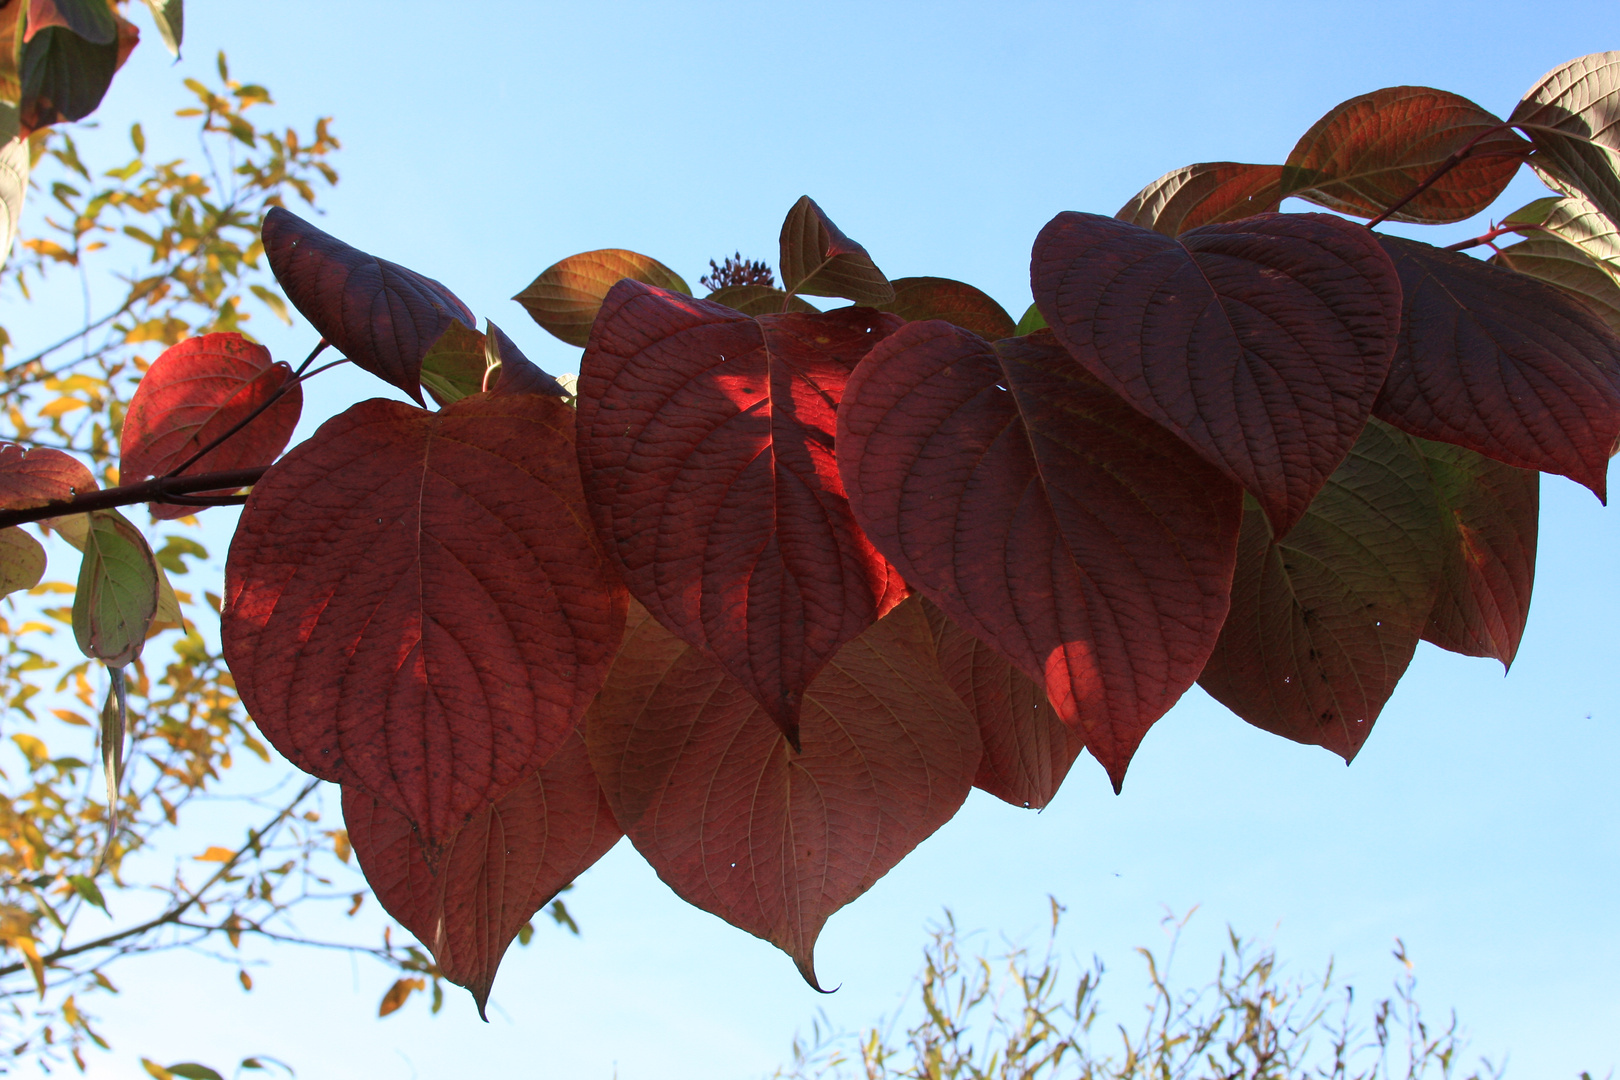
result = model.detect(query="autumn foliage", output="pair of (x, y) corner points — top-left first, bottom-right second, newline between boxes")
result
(5, 51), (1620, 1016)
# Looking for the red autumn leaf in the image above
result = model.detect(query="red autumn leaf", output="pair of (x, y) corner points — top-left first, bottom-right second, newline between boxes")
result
(1032, 211), (1402, 535)
(222, 393), (626, 847)
(1417, 438), (1539, 668)
(1198, 420), (1447, 762)
(344, 728), (621, 1017)
(584, 599), (979, 988)
(1372, 235), (1620, 501)
(577, 281), (905, 742)
(484, 321), (569, 398)
(838, 326), (1242, 789)
(1282, 86), (1528, 223)
(1115, 162), (1283, 237)
(261, 207), (476, 404)
(0, 442), (95, 508)
(778, 196), (895, 305)
(119, 332), (303, 519)
(921, 599), (1082, 811)
(876, 277), (1018, 341)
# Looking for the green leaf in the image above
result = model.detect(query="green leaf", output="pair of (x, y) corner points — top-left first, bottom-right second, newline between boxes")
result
(19, 24), (121, 131)
(0, 526), (45, 597)
(1510, 52), (1620, 226)
(154, 534), (207, 574)
(417, 321), (488, 406)
(0, 135), (25, 270)
(514, 249), (688, 347)
(1198, 419), (1447, 762)
(139, 0), (182, 57)
(72, 508), (160, 666)
(166, 1066), (225, 1080)
(702, 283), (817, 316)
(66, 873), (108, 913)
(777, 195), (894, 305)
(1013, 302), (1047, 336)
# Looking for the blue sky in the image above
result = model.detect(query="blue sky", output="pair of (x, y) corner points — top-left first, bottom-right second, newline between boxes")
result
(14, 2), (1620, 1076)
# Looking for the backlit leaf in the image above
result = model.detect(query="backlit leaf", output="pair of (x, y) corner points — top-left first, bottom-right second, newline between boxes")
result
(1372, 235), (1620, 500)
(18, 11), (133, 133)
(261, 206), (476, 404)
(1198, 420), (1446, 761)
(921, 599), (1081, 810)
(139, 0), (181, 56)
(1013, 302), (1047, 335)
(1283, 87), (1527, 223)
(1416, 438), (1538, 668)
(838, 326), (1242, 789)
(514, 249), (689, 348)
(119, 332), (302, 518)
(222, 393), (626, 846)
(704, 284), (818, 316)
(73, 508), (159, 667)
(345, 728), (620, 1016)
(1116, 162), (1283, 236)
(1032, 211), (1401, 535)
(417, 322), (487, 407)
(584, 599), (979, 988)
(1510, 52), (1620, 226)
(0, 136), (26, 271)
(0, 527), (45, 598)
(483, 320), (568, 398)
(875, 277), (1016, 340)
(578, 282), (905, 742)
(778, 195), (894, 305)
(0, 442), (95, 510)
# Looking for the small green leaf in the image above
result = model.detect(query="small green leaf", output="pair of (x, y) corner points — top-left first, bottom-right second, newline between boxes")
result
(0, 526), (45, 597)
(66, 873), (108, 913)
(1014, 302), (1048, 336)
(166, 1066), (225, 1080)
(154, 534), (208, 574)
(417, 321), (488, 406)
(139, 0), (183, 57)
(72, 508), (160, 666)
(514, 249), (689, 347)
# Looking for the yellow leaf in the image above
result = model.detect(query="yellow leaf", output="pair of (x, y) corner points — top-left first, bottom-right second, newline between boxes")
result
(194, 846), (235, 863)
(14, 937), (44, 998)
(38, 397), (88, 419)
(238, 970), (252, 991)
(51, 708), (90, 727)
(377, 977), (424, 1018)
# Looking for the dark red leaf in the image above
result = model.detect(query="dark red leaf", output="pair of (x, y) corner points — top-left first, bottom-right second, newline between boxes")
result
(19, 23), (120, 132)
(344, 728), (621, 1017)
(778, 196), (895, 305)
(584, 599), (979, 988)
(1282, 87), (1528, 223)
(921, 599), (1082, 810)
(0, 442), (94, 508)
(261, 207), (475, 404)
(1198, 420), (1447, 761)
(26, 0), (116, 44)
(120, 332), (302, 519)
(1372, 235), (1620, 500)
(484, 321), (568, 398)
(838, 325), (1242, 790)
(223, 393), (626, 846)
(1115, 162), (1283, 237)
(1032, 211), (1402, 535)
(577, 281), (905, 742)
(875, 277), (1017, 340)
(1416, 438), (1539, 668)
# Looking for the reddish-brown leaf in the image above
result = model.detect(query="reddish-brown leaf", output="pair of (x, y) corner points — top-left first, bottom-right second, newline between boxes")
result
(778, 196), (895, 305)
(1198, 420), (1447, 761)
(838, 326), (1242, 790)
(222, 393), (626, 846)
(1416, 438), (1539, 668)
(261, 207), (475, 404)
(703, 284), (818, 316)
(1032, 211), (1402, 535)
(0, 442), (94, 508)
(514, 249), (690, 348)
(1115, 162), (1283, 237)
(875, 277), (1017, 341)
(484, 321), (569, 398)
(344, 728), (621, 1017)
(584, 599), (979, 988)
(1282, 87), (1528, 223)
(119, 333), (302, 519)
(920, 599), (1082, 810)
(1372, 235), (1620, 500)
(577, 281), (905, 743)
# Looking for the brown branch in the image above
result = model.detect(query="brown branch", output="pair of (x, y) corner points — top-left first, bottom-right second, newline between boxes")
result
(0, 467), (269, 530)
(1365, 123), (1521, 229)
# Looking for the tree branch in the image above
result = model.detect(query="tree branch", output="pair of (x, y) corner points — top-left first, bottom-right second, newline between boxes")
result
(0, 467), (270, 529)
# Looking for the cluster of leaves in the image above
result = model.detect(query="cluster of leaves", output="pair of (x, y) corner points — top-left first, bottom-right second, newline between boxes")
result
(6, 50), (1620, 1026)
(776, 906), (1502, 1080)
(0, 5), (486, 1067)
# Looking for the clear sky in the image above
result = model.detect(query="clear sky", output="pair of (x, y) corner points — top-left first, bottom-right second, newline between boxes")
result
(17, 2), (1620, 1077)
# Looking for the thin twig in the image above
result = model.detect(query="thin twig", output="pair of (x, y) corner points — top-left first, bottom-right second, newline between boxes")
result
(1365, 123), (1521, 229)
(160, 338), (327, 479)
(0, 467), (270, 529)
